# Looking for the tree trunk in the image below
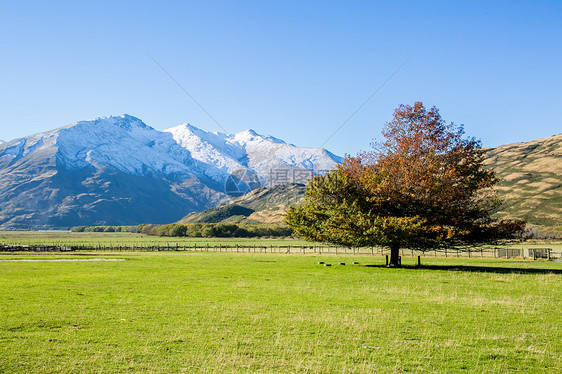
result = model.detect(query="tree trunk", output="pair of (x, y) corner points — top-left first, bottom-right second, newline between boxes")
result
(388, 243), (401, 267)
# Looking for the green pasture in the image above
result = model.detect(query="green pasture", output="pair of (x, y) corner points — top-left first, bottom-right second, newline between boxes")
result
(0, 252), (560, 373)
(0, 231), (561, 251)
(0, 231), (313, 247)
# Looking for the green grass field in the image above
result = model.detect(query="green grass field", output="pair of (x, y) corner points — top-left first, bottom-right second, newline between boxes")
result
(1, 231), (561, 251)
(0, 231), (314, 247)
(1, 252), (560, 373)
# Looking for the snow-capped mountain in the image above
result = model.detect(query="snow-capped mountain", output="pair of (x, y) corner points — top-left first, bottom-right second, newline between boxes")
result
(2, 115), (197, 178)
(0, 115), (342, 228)
(165, 123), (342, 183)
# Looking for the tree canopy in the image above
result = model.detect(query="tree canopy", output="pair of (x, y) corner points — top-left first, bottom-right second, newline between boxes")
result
(285, 102), (525, 266)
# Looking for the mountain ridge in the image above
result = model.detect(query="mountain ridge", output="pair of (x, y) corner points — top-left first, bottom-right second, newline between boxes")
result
(0, 115), (342, 228)
(1, 115), (558, 231)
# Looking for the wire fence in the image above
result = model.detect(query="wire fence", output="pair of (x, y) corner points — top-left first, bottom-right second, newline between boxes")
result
(0, 243), (558, 260)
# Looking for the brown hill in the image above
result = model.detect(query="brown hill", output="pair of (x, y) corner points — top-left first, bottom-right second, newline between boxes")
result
(179, 184), (305, 225)
(484, 134), (561, 235)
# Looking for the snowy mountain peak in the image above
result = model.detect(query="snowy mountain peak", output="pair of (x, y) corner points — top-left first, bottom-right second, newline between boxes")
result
(74, 114), (150, 132)
(169, 123), (229, 142)
(233, 129), (286, 145)
(52, 116), (200, 177)
(164, 122), (343, 183)
(3, 115), (342, 186)
(239, 129), (257, 137)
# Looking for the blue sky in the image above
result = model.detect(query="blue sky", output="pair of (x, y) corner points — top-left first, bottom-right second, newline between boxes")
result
(1, 0), (561, 156)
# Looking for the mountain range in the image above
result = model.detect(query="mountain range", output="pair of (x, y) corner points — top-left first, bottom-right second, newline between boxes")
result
(1, 115), (559, 232)
(0, 115), (342, 228)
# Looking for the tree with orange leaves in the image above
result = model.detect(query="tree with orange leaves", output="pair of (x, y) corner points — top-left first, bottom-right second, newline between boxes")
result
(286, 103), (525, 266)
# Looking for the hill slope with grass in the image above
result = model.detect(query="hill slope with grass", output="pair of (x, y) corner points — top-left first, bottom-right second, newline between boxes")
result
(484, 134), (561, 234)
(180, 184), (306, 225)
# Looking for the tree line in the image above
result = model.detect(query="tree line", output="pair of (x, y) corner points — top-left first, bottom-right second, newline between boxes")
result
(71, 226), (137, 233)
(72, 223), (293, 238)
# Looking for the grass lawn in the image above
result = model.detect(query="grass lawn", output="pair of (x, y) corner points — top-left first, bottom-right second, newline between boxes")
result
(0, 252), (560, 373)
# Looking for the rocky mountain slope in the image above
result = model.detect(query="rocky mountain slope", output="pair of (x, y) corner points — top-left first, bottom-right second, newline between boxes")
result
(0, 115), (342, 228)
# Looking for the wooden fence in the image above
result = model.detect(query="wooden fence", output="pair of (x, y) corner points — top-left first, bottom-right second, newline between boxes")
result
(0, 243), (556, 259)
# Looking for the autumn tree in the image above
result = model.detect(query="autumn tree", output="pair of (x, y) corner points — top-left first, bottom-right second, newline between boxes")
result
(286, 102), (525, 266)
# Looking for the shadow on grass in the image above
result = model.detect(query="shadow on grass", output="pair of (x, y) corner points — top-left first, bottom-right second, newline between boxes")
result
(363, 264), (562, 274)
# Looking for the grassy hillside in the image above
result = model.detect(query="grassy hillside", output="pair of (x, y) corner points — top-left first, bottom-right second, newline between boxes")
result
(181, 135), (561, 235)
(180, 184), (305, 225)
(484, 134), (561, 235)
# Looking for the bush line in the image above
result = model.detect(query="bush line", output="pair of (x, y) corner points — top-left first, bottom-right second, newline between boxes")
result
(71, 223), (293, 238)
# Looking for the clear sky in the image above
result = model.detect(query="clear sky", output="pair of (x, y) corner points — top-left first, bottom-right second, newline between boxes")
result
(1, 0), (561, 156)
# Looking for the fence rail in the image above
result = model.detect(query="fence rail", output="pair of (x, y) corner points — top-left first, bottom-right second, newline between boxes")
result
(0, 243), (558, 260)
